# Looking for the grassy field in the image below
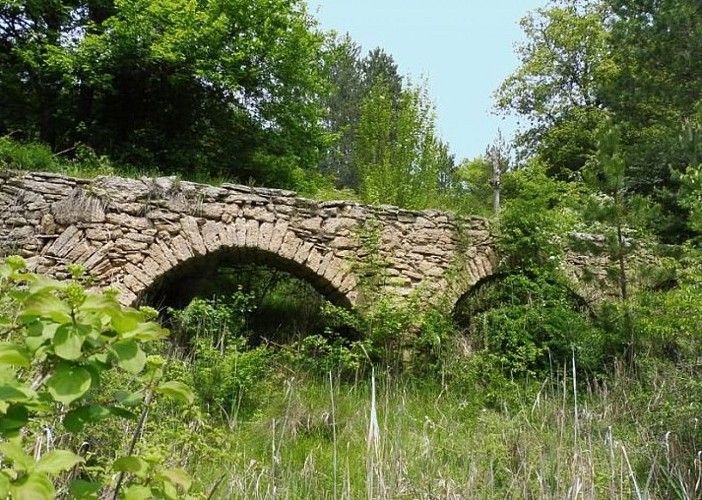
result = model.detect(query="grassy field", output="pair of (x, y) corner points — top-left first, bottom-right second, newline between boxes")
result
(132, 363), (699, 499)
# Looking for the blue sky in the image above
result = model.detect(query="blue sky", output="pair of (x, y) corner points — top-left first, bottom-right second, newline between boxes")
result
(307, 0), (547, 162)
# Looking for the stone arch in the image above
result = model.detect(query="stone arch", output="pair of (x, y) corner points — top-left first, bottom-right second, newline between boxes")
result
(138, 246), (356, 309)
(452, 271), (595, 332)
(101, 217), (359, 307)
(441, 246), (499, 311)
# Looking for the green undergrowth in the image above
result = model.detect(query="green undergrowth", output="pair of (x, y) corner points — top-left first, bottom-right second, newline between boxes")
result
(120, 366), (702, 499)
(144, 271), (702, 498)
(1, 253), (702, 498)
(0, 137), (357, 200)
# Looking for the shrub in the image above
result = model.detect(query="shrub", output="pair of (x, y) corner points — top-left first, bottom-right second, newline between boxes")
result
(0, 256), (194, 498)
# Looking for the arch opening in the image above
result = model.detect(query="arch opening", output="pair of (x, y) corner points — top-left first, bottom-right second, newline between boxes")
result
(451, 271), (600, 376)
(138, 246), (358, 345)
(452, 271), (594, 334)
(140, 246), (353, 311)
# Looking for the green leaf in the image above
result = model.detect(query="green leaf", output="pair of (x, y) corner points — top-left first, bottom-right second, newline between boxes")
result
(0, 404), (29, 434)
(69, 480), (100, 500)
(110, 310), (143, 335)
(10, 471), (54, 500)
(123, 485), (153, 500)
(0, 385), (32, 403)
(0, 441), (33, 471)
(25, 321), (58, 352)
(79, 294), (119, 313)
(155, 381), (194, 405)
(25, 274), (64, 295)
(54, 324), (90, 360)
(156, 467), (192, 492)
(63, 405), (110, 432)
(20, 292), (72, 324)
(163, 480), (178, 499)
(114, 389), (145, 407)
(34, 450), (84, 474)
(125, 322), (168, 341)
(46, 364), (92, 405)
(112, 456), (148, 476)
(62, 409), (87, 433)
(109, 340), (146, 374)
(0, 344), (30, 367)
(63, 404), (134, 432)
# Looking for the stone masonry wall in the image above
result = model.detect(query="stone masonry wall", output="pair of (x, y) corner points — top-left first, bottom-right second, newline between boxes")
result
(0, 171), (497, 307)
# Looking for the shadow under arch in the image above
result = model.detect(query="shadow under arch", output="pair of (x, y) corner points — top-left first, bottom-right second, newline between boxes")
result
(452, 271), (595, 332)
(137, 246), (354, 311)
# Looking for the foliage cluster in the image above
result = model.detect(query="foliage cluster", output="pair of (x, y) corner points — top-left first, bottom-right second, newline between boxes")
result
(0, 0), (330, 187)
(0, 257), (194, 499)
(497, 0), (702, 243)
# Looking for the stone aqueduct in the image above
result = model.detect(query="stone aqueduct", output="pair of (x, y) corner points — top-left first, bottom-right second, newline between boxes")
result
(0, 171), (499, 308)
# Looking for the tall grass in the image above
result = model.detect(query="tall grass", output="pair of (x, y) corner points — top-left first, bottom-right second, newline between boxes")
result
(136, 362), (701, 499)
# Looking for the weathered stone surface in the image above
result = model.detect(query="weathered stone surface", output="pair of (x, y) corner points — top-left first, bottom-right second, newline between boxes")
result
(180, 216), (206, 255)
(201, 220), (222, 252)
(0, 171), (507, 308)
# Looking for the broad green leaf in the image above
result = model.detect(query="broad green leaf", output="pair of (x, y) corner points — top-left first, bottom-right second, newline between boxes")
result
(0, 344), (30, 367)
(79, 294), (119, 313)
(10, 471), (54, 500)
(25, 321), (58, 353)
(69, 480), (100, 500)
(110, 310), (144, 335)
(20, 292), (72, 324)
(112, 456), (148, 476)
(0, 441), (33, 471)
(114, 389), (145, 407)
(163, 480), (178, 499)
(0, 385), (31, 403)
(34, 450), (84, 474)
(46, 364), (92, 405)
(109, 407), (137, 420)
(88, 351), (110, 365)
(54, 324), (90, 360)
(156, 467), (192, 492)
(124, 322), (168, 341)
(155, 381), (195, 405)
(109, 340), (146, 374)
(123, 485), (153, 500)
(0, 404), (29, 434)
(25, 274), (64, 295)
(62, 409), (86, 433)
(63, 404), (132, 432)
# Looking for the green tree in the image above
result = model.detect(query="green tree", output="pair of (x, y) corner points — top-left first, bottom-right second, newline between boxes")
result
(319, 35), (365, 189)
(498, 0), (702, 242)
(581, 119), (659, 362)
(495, 0), (614, 177)
(353, 80), (453, 209)
(0, 0), (331, 187)
(319, 40), (408, 191)
(602, 0), (702, 241)
(604, 0), (702, 190)
(447, 157), (494, 216)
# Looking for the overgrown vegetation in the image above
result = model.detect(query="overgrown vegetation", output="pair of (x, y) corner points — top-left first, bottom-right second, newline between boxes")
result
(3, 0), (702, 497)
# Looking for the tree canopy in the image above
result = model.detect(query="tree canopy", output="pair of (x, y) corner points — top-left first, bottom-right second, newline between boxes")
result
(497, 0), (702, 242)
(0, 0), (331, 186)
